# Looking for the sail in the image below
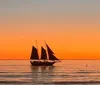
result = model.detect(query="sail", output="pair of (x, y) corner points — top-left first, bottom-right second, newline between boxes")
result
(45, 43), (54, 54)
(48, 54), (59, 60)
(30, 46), (39, 60)
(46, 43), (59, 60)
(41, 47), (47, 60)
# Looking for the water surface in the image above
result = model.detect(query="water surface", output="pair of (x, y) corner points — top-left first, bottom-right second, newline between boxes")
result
(0, 60), (100, 85)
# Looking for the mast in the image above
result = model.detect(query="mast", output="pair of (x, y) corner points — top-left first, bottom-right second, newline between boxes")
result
(35, 40), (39, 58)
(30, 46), (39, 60)
(41, 47), (47, 60)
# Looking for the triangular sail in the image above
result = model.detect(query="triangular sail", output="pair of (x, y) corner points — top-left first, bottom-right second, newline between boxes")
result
(48, 54), (59, 60)
(41, 47), (47, 60)
(30, 46), (39, 60)
(46, 43), (59, 60)
(45, 44), (54, 54)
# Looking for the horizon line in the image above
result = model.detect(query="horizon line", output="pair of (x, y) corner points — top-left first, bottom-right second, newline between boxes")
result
(0, 59), (100, 60)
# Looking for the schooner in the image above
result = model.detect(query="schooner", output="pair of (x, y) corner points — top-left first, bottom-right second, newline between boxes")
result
(30, 43), (61, 66)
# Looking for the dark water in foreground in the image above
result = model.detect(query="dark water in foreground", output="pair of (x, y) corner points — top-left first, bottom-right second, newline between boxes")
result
(0, 60), (100, 85)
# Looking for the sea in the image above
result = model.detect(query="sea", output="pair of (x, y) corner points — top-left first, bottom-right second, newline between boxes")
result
(0, 60), (100, 85)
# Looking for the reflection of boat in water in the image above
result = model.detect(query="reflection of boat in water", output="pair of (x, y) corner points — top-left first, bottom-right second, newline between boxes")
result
(30, 66), (55, 84)
(30, 43), (61, 66)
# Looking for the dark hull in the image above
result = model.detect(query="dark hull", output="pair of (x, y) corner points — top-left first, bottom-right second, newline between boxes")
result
(30, 61), (55, 66)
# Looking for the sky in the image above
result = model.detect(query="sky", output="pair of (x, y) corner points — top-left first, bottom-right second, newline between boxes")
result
(0, 0), (100, 59)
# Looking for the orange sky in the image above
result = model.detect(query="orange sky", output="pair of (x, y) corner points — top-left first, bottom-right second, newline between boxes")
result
(0, 24), (100, 59)
(0, 0), (100, 59)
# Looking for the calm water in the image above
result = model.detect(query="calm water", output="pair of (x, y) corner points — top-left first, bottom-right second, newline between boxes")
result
(0, 60), (100, 85)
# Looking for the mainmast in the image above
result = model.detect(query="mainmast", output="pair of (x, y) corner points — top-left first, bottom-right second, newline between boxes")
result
(41, 47), (47, 60)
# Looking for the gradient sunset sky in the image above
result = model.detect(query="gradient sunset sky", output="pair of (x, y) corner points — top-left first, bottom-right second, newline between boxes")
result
(0, 0), (100, 59)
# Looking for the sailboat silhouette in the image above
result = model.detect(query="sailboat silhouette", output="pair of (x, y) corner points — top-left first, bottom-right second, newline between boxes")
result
(30, 43), (61, 66)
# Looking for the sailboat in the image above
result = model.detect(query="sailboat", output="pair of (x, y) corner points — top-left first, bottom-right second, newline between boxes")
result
(30, 43), (61, 66)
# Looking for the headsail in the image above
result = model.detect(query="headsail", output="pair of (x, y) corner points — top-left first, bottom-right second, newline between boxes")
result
(30, 46), (39, 60)
(45, 44), (54, 54)
(46, 43), (59, 60)
(41, 47), (47, 60)
(48, 54), (59, 60)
